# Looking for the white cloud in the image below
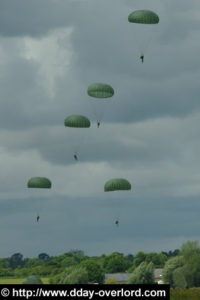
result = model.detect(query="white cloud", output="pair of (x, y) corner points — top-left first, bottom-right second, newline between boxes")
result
(24, 27), (74, 98)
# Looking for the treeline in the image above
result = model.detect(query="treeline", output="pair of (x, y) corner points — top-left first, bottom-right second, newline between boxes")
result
(1, 241), (200, 286)
(163, 241), (200, 288)
(0, 248), (179, 283)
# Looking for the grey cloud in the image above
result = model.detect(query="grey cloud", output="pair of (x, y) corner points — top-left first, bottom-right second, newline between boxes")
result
(0, 0), (80, 37)
(0, 0), (200, 257)
(1, 194), (200, 256)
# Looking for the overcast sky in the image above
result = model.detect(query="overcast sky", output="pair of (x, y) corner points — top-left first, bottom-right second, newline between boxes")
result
(0, 0), (200, 258)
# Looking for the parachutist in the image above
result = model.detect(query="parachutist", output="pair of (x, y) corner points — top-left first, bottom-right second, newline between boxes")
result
(37, 215), (40, 223)
(97, 121), (100, 128)
(74, 154), (78, 161)
(140, 55), (144, 63)
(115, 220), (119, 227)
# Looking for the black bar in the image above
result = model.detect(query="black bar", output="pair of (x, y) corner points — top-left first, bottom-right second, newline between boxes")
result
(0, 284), (170, 300)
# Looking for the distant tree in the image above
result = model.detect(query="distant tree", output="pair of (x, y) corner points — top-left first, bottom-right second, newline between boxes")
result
(104, 252), (130, 273)
(129, 251), (146, 271)
(172, 266), (191, 289)
(60, 256), (77, 268)
(24, 258), (43, 268)
(125, 254), (134, 264)
(162, 249), (180, 258)
(162, 256), (184, 286)
(180, 241), (200, 287)
(145, 252), (167, 268)
(80, 260), (105, 283)
(173, 267), (186, 288)
(68, 250), (85, 257)
(0, 269), (13, 277)
(10, 253), (24, 269)
(0, 258), (10, 268)
(38, 253), (50, 261)
(161, 251), (168, 257)
(163, 241), (200, 288)
(67, 250), (87, 264)
(181, 241), (200, 261)
(128, 262), (154, 284)
(173, 249), (180, 257)
(49, 273), (62, 284)
(59, 266), (88, 284)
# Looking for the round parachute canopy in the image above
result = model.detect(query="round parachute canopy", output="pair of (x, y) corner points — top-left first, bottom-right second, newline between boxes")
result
(87, 83), (114, 98)
(104, 178), (131, 192)
(27, 177), (52, 189)
(23, 275), (43, 284)
(128, 10), (159, 24)
(64, 115), (91, 128)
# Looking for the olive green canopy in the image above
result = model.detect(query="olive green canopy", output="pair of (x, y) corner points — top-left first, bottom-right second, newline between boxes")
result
(64, 115), (91, 128)
(128, 10), (159, 24)
(104, 178), (131, 192)
(27, 177), (52, 189)
(23, 275), (43, 284)
(87, 83), (114, 98)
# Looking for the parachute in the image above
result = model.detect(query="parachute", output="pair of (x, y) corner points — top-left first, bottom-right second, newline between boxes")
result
(104, 178), (131, 192)
(87, 83), (114, 126)
(64, 115), (91, 128)
(87, 83), (114, 98)
(27, 177), (52, 222)
(104, 178), (131, 226)
(27, 177), (52, 189)
(128, 10), (159, 60)
(128, 10), (159, 24)
(64, 115), (91, 160)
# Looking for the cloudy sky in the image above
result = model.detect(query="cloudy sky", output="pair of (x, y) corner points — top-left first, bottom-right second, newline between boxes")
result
(0, 0), (200, 258)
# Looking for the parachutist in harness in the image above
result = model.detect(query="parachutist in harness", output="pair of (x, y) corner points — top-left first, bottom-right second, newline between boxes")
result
(97, 121), (100, 128)
(37, 215), (40, 223)
(74, 153), (78, 161)
(140, 54), (144, 63)
(115, 219), (119, 227)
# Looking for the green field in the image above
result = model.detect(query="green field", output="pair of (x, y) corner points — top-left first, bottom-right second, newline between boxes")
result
(170, 288), (200, 300)
(0, 277), (49, 284)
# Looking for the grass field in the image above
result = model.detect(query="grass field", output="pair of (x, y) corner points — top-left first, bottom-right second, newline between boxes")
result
(0, 277), (49, 284)
(170, 288), (200, 300)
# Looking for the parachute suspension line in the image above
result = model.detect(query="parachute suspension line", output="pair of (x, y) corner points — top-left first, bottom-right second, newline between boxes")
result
(104, 178), (131, 228)
(87, 83), (115, 126)
(30, 194), (37, 218)
(29, 193), (41, 223)
(128, 10), (159, 61)
(69, 128), (88, 158)
(64, 115), (91, 160)
(138, 25), (159, 57)
(27, 177), (52, 224)
(89, 98), (113, 125)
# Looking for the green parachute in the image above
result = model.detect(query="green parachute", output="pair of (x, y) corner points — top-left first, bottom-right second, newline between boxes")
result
(64, 115), (91, 160)
(27, 177), (52, 222)
(128, 10), (159, 60)
(27, 177), (52, 189)
(87, 83), (114, 98)
(87, 83), (114, 127)
(104, 178), (131, 227)
(104, 178), (131, 192)
(64, 115), (91, 128)
(128, 10), (159, 24)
